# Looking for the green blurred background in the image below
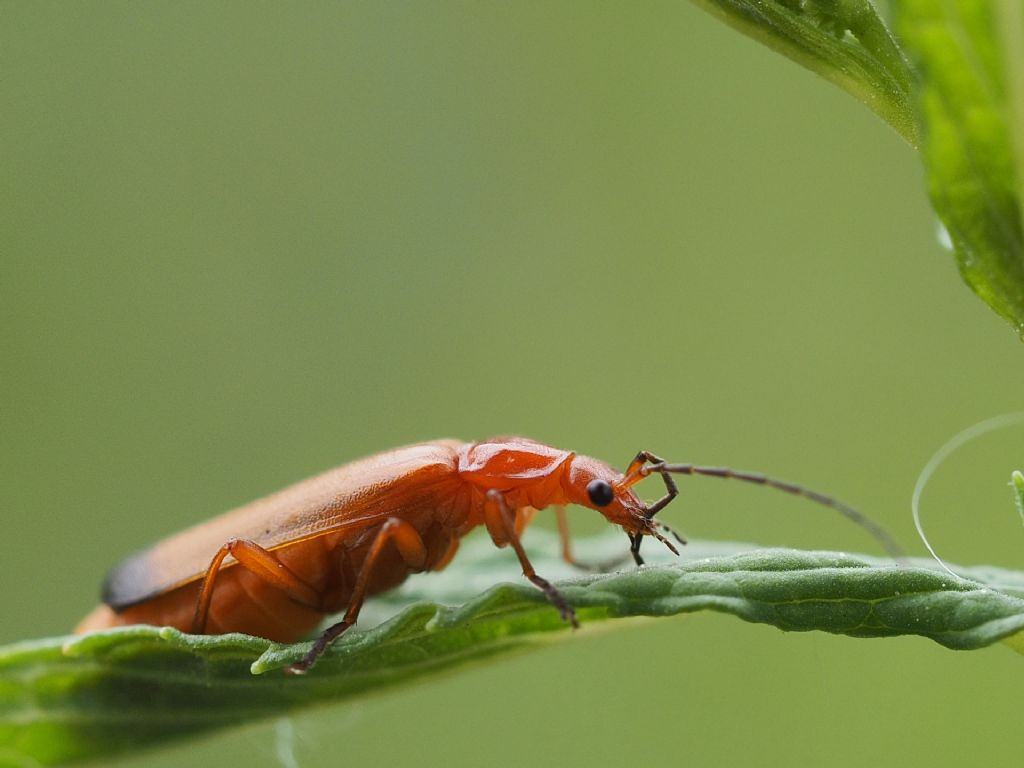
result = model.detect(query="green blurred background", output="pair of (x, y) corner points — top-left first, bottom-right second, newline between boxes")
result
(4, 2), (1024, 766)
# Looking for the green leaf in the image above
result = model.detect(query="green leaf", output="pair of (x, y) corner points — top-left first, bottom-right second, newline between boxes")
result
(1012, 469), (1024, 525)
(3, 532), (1024, 766)
(688, 0), (918, 144)
(894, 1), (1024, 333)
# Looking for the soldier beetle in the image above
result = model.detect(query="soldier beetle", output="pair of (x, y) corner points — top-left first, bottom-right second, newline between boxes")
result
(76, 436), (902, 673)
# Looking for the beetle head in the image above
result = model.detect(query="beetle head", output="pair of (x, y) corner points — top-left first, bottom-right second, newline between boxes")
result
(565, 452), (684, 561)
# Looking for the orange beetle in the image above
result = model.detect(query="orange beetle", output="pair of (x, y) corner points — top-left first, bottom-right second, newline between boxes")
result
(76, 436), (900, 673)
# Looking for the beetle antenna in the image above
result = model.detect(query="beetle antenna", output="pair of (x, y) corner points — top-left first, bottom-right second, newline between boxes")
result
(652, 463), (905, 560)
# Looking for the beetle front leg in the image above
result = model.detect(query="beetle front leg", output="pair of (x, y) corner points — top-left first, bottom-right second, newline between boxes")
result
(629, 532), (644, 566)
(484, 490), (578, 627)
(620, 450), (679, 519)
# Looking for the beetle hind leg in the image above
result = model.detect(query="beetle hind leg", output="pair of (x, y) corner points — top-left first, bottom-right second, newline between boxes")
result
(192, 538), (323, 635)
(287, 517), (427, 675)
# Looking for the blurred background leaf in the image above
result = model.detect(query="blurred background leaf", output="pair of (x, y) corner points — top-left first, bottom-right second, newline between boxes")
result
(689, 0), (917, 144)
(893, 0), (1024, 332)
(691, 1), (1024, 335)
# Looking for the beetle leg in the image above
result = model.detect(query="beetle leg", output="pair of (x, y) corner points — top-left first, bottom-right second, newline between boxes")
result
(629, 532), (644, 566)
(555, 505), (577, 565)
(192, 539), (322, 635)
(556, 506), (630, 573)
(620, 450), (670, 491)
(623, 451), (654, 479)
(430, 534), (460, 571)
(618, 450), (680, 519)
(484, 490), (578, 627)
(287, 517), (427, 675)
(515, 505), (538, 537)
(643, 466), (679, 519)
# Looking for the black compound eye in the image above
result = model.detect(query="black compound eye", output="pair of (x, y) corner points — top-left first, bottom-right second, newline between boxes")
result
(586, 479), (615, 507)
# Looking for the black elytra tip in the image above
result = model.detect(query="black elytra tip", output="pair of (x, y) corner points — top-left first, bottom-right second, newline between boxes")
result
(586, 478), (614, 507)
